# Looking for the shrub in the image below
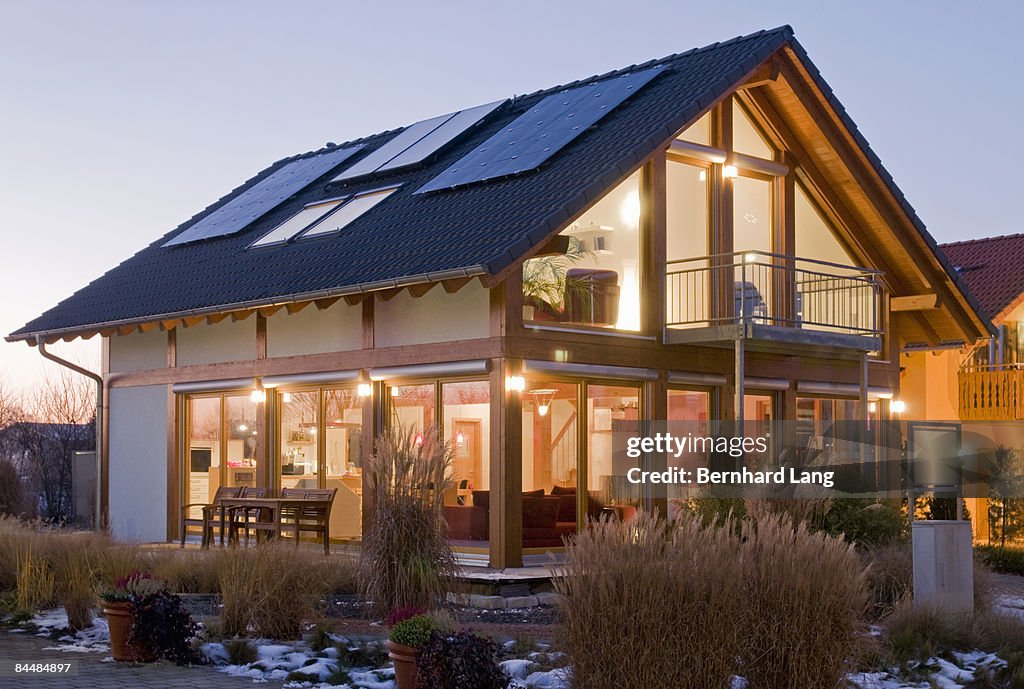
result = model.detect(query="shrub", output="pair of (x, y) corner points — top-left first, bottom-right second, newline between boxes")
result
(359, 427), (455, 616)
(223, 638), (259, 665)
(977, 545), (1024, 575)
(417, 631), (507, 689)
(130, 589), (201, 665)
(388, 613), (444, 648)
(740, 512), (869, 689)
(555, 511), (745, 689)
(861, 542), (914, 620)
(215, 542), (328, 639)
(0, 460), (25, 517)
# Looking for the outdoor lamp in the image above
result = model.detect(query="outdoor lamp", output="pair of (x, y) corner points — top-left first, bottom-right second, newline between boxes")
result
(530, 389), (557, 417)
(723, 164), (739, 179)
(250, 381), (266, 404)
(890, 399), (907, 414)
(506, 375), (526, 392)
(357, 383), (373, 398)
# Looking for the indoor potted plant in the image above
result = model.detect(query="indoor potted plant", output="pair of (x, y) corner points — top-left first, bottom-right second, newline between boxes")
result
(100, 571), (162, 662)
(386, 611), (446, 689)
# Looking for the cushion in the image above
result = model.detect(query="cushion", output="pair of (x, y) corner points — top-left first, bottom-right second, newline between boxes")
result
(523, 488), (545, 498)
(550, 485), (576, 496)
(522, 496), (559, 529)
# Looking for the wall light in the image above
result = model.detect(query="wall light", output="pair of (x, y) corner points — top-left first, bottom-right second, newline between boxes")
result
(889, 399), (907, 415)
(250, 385), (266, 404)
(530, 389), (557, 417)
(357, 383), (373, 398)
(506, 375), (526, 392)
(723, 164), (739, 179)
(868, 401), (878, 414)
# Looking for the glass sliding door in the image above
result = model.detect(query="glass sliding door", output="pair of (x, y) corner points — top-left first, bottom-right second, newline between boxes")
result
(587, 384), (641, 514)
(185, 396), (221, 520)
(389, 384), (436, 436)
(442, 381), (490, 505)
(224, 394), (260, 490)
(522, 380), (579, 548)
(278, 390), (319, 491)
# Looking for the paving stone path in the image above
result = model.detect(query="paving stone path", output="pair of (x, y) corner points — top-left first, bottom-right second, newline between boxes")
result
(0, 633), (281, 689)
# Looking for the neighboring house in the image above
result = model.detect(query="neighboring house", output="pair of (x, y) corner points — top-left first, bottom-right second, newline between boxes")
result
(901, 234), (1024, 543)
(6, 26), (990, 567)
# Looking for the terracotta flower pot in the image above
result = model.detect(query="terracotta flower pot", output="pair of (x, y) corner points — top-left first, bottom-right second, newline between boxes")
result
(102, 601), (155, 662)
(386, 639), (421, 689)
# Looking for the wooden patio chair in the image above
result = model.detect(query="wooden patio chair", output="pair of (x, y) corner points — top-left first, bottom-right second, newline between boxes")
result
(228, 486), (270, 546)
(283, 488), (337, 554)
(180, 486), (242, 549)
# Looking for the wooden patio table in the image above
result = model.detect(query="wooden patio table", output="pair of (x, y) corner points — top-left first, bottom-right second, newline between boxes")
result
(222, 496), (333, 552)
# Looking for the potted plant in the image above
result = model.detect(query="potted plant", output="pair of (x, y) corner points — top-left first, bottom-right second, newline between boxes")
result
(386, 612), (445, 689)
(100, 571), (162, 662)
(100, 571), (200, 665)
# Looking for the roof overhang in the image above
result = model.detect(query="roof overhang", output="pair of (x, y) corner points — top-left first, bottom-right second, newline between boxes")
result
(6, 266), (487, 345)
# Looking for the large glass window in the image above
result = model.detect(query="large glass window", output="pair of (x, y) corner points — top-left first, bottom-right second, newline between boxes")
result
(385, 379), (491, 549)
(279, 390), (319, 491)
(587, 384), (641, 511)
(677, 111), (711, 146)
(666, 389), (711, 514)
(442, 381), (491, 501)
(225, 394), (260, 490)
(733, 100), (774, 160)
(795, 185), (854, 266)
(390, 384), (435, 433)
(185, 397), (221, 520)
(523, 170), (643, 331)
(276, 386), (363, 540)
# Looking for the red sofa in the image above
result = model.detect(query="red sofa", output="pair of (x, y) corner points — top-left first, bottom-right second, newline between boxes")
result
(444, 486), (634, 547)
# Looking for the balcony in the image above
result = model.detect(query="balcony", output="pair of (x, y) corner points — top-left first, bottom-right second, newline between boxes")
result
(665, 251), (884, 351)
(959, 364), (1024, 421)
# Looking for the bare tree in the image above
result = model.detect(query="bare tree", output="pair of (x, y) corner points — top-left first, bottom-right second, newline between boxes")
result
(13, 370), (96, 521)
(0, 377), (28, 515)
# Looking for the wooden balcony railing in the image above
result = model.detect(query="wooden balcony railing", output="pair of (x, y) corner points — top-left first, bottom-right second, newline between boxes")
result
(959, 365), (1024, 420)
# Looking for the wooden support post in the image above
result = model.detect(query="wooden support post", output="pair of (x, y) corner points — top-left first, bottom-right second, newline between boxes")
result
(644, 151), (667, 340)
(489, 358), (523, 569)
(648, 374), (668, 517)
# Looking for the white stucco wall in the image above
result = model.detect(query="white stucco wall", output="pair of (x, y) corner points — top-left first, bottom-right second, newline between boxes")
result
(108, 330), (167, 373)
(266, 301), (361, 358)
(176, 318), (255, 366)
(374, 284), (490, 347)
(108, 385), (169, 542)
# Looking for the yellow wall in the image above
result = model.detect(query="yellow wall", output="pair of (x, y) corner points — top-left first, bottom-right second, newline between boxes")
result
(900, 348), (965, 422)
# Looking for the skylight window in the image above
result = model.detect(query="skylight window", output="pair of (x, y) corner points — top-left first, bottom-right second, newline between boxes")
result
(298, 187), (398, 239)
(251, 199), (343, 247)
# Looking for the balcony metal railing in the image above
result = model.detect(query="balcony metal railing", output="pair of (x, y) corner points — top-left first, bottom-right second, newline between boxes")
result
(666, 250), (883, 337)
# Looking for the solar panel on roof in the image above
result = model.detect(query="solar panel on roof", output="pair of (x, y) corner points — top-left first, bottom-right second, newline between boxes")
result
(415, 67), (664, 194)
(332, 100), (504, 182)
(163, 144), (364, 246)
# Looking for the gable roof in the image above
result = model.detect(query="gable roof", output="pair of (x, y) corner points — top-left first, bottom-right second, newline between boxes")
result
(8, 25), (990, 345)
(941, 233), (1024, 324)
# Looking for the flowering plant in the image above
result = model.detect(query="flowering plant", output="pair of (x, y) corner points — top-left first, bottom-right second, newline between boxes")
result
(386, 606), (426, 627)
(100, 571), (165, 603)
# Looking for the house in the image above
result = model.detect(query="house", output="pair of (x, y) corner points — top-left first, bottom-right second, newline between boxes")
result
(900, 234), (1024, 543)
(7, 26), (991, 567)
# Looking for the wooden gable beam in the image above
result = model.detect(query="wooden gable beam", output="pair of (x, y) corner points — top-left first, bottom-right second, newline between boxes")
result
(138, 322), (159, 333)
(891, 294), (941, 312)
(206, 313), (228, 325)
(738, 56), (780, 89)
(231, 310), (254, 322)
(343, 294), (363, 307)
(284, 302), (309, 315)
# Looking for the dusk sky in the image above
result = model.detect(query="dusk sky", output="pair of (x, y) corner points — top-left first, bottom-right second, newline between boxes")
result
(1, 1), (1020, 395)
